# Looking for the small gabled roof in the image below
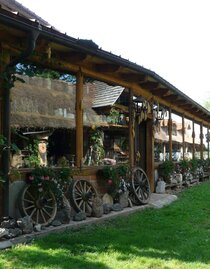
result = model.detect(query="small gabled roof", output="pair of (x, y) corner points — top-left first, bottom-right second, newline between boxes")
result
(92, 81), (124, 108)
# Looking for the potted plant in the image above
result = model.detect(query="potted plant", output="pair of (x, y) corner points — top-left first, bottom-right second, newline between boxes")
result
(159, 160), (174, 183)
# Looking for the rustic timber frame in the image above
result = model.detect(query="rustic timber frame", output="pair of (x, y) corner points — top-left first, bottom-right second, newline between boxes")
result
(0, 3), (210, 216)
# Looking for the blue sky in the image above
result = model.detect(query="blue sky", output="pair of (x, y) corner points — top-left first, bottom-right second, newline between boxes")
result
(17, 0), (210, 106)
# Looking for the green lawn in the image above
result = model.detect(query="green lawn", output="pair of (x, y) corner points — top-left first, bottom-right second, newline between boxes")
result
(1, 181), (210, 269)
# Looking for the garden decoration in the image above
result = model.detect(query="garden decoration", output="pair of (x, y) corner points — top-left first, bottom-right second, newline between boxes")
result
(19, 167), (72, 226)
(100, 164), (151, 205)
(69, 179), (97, 216)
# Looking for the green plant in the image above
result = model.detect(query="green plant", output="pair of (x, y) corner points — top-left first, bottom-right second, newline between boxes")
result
(27, 167), (72, 205)
(87, 127), (105, 165)
(179, 159), (190, 173)
(189, 158), (199, 174)
(159, 160), (174, 181)
(107, 108), (120, 124)
(99, 164), (129, 197)
(24, 139), (40, 167)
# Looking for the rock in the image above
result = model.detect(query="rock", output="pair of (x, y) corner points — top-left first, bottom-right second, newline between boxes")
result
(34, 224), (42, 232)
(156, 181), (166, 194)
(119, 191), (129, 208)
(103, 203), (112, 214)
(112, 203), (123, 212)
(6, 228), (22, 238)
(62, 195), (71, 223)
(17, 216), (33, 234)
(51, 220), (62, 227)
(73, 212), (86, 221)
(102, 193), (113, 205)
(0, 228), (9, 239)
(0, 218), (16, 229)
(92, 196), (103, 218)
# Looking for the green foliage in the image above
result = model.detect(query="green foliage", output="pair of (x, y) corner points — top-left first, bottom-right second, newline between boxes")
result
(88, 128), (105, 165)
(202, 158), (210, 171)
(107, 108), (120, 124)
(16, 63), (76, 82)
(28, 166), (72, 204)
(24, 139), (40, 167)
(189, 158), (199, 173)
(159, 160), (174, 179)
(179, 159), (190, 172)
(99, 164), (129, 197)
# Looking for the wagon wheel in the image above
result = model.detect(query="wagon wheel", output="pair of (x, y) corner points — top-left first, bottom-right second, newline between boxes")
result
(69, 179), (97, 216)
(19, 184), (57, 226)
(131, 167), (151, 204)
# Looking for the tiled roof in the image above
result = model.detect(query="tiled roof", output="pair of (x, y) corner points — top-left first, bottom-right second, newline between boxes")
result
(92, 81), (124, 108)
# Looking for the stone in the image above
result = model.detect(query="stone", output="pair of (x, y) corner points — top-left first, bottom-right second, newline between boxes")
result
(17, 216), (33, 234)
(92, 196), (103, 218)
(156, 180), (166, 194)
(103, 203), (112, 214)
(51, 220), (62, 227)
(34, 224), (42, 232)
(0, 228), (9, 239)
(6, 228), (22, 238)
(112, 203), (123, 212)
(73, 212), (86, 221)
(119, 191), (129, 208)
(102, 193), (113, 205)
(62, 195), (71, 223)
(0, 218), (16, 229)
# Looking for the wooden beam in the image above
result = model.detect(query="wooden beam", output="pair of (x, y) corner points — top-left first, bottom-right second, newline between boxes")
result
(22, 53), (210, 127)
(164, 94), (179, 102)
(139, 81), (159, 90)
(121, 73), (146, 82)
(75, 71), (84, 168)
(182, 115), (185, 159)
(95, 63), (120, 73)
(59, 51), (88, 63)
(200, 123), (203, 160)
(146, 118), (154, 192)
(168, 109), (172, 161)
(149, 87), (169, 96)
(192, 121), (195, 159)
(129, 90), (134, 168)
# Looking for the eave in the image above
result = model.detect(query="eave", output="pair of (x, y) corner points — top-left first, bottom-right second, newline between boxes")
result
(0, 6), (210, 127)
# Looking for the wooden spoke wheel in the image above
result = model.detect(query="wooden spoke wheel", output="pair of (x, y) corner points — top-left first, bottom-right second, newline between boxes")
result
(131, 167), (151, 205)
(19, 184), (57, 226)
(69, 179), (97, 215)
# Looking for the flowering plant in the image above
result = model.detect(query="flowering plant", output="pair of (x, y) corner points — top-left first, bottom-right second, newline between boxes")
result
(99, 164), (129, 197)
(27, 167), (72, 206)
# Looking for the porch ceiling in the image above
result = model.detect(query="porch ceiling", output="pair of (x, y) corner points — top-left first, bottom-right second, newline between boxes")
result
(0, 5), (210, 127)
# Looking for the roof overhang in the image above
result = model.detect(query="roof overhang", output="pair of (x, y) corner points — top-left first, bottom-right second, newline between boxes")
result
(0, 5), (210, 127)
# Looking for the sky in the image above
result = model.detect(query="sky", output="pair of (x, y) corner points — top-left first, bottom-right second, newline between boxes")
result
(16, 0), (210, 106)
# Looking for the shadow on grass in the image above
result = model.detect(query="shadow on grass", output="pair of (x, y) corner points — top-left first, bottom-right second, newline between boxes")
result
(1, 182), (210, 268)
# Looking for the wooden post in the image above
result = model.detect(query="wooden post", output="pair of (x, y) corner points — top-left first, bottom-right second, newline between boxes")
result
(75, 71), (84, 168)
(182, 115), (185, 159)
(200, 122), (203, 160)
(208, 127), (210, 159)
(129, 89), (134, 168)
(192, 121), (195, 159)
(0, 47), (10, 216)
(146, 118), (154, 192)
(168, 109), (172, 161)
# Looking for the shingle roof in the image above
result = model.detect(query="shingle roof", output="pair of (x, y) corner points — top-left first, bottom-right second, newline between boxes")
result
(92, 81), (124, 108)
(0, 0), (51, 27)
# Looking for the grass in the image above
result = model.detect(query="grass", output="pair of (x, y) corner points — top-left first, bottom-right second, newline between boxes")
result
(0, 182), (210, 269)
